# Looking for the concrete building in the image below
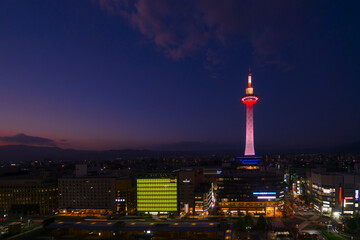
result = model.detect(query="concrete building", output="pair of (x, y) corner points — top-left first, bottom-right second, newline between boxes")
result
(75, 164), (87, 177)
(217, 168), (284, 217)
(308, 169), (360, 216)
(177, 169), (195, 214)
(115, 178), (136, 215)
(194, 182), (214, 215)
(0, 175), (58, 215)
(58, 177), (116, 215)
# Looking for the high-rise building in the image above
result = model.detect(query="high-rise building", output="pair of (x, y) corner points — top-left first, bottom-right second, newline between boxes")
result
(240, 71), (260, 156)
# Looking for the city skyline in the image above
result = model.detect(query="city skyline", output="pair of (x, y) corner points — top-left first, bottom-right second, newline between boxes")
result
(1, 0), (359, 150)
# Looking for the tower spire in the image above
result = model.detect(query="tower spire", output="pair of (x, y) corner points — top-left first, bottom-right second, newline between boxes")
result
(248, 65), (252, 88)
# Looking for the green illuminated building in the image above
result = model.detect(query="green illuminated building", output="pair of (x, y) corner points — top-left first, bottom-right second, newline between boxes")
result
(137, 174), (178, 214)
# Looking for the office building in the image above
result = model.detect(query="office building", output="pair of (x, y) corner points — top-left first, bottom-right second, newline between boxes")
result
(58, 177), (116, 215)
(177, 169), (195, 214)
(0, 175), (58, 215)
(137, 173), (178, 215)
(115, 178), (136, 215)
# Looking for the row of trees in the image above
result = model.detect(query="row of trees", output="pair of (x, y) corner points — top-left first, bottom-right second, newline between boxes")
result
(346, 215), (360, 235)
(234, 214), (267, 232)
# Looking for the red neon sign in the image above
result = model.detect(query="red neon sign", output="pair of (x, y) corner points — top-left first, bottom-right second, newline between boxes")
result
(339, 187), (342, 205)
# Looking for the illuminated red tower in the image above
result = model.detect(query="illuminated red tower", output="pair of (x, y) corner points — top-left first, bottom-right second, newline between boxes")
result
(240, 71), (260, 156)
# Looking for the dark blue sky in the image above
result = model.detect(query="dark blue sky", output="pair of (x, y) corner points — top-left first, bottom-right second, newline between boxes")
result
(0, 0), (359, 150)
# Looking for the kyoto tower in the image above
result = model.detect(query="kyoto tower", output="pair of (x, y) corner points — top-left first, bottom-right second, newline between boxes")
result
(240, 70), (260, 156)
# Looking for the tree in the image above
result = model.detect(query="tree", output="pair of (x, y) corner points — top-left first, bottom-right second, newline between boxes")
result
(255, 215), (267, 231)
(244, 214), (254, 230)
(235, 217), (246, 232)
(347, 218), (357, 231)
(346, 215), (360, 235)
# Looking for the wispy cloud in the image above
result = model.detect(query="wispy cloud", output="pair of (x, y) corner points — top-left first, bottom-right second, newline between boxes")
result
(94, 0), (307, 70)
(0, 133), (57, 147)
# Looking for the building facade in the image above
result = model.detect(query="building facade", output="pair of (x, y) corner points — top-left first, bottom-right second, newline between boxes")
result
(0, 176), (58, 215)
(178, 169), (195, 214)
(58, 177), (116, 215)
(217, 164), (284, 217)
(308, 169), (360, 216)
(194, 182), (214, 215)
(115, 178), (136, 215)
(137, 173), (178, 215)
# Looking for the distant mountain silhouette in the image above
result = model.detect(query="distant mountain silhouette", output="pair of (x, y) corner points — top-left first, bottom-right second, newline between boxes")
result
(0, 141), (358, 162)
(150, 141), (242, 152)
(336, 141), (360, 154)
(0, 145), (219, 162)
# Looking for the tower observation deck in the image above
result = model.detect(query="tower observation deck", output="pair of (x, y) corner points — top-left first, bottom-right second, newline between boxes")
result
(240, 72), (260, 156)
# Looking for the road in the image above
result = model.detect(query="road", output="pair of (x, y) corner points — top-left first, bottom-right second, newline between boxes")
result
(282, 196), (330, 239)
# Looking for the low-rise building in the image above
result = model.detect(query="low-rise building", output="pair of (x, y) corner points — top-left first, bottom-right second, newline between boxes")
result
(217, 157), (285, 217)
(308, 169), (360, 216)
(194, 182), (214, 215)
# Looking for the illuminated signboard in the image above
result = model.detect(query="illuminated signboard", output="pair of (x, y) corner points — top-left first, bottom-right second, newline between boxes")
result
(355, 189), (359, 201)
(253, 192), (276, 195)
(237, 156), (262, 165)
(339, 187), (342, 205)
(257, 196), (276, 199)
(323, 188), (331, 194)
(314, 205), (320, 212)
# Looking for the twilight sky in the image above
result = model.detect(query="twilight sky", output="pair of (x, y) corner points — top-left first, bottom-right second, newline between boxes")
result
(0, 0), (359, 150)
